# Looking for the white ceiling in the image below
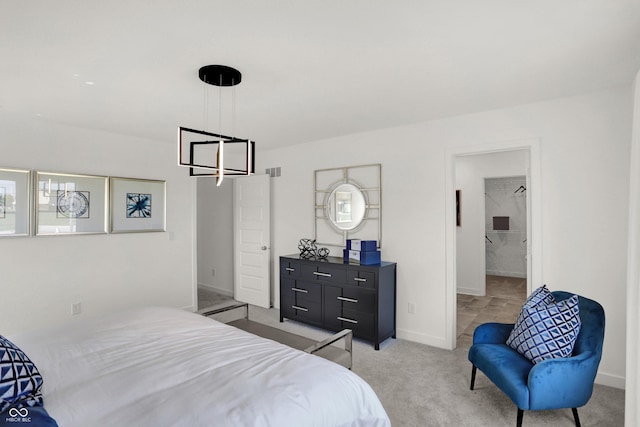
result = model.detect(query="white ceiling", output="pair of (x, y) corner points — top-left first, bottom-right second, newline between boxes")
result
(2, 1), (640, 150)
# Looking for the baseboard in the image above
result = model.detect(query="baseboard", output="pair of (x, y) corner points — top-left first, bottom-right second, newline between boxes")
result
(595, 371), (625, 389)
(457, 287), (484, 296)
(198, 283), (234, 297)
(486, 270), (526, 278)
(396, 327), (451, 350)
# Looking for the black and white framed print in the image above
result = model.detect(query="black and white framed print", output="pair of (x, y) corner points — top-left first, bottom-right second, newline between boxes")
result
(35, 171), (108, 236)
(0, 167), (30, 237)
(110, 177), (165, 233)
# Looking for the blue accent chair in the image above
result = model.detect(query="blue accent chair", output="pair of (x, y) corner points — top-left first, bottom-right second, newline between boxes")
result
(468, 291), (605, 427)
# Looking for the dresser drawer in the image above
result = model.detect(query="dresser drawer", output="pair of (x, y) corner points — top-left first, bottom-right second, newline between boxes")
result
(340, 287), (376, 313)
(301, 264), (346, 284)
(340, 309), (375, 339)
(323, 285), (375, 333)
(281, 279), (322, 319)
(280, 259), (302, 278)
(287, 300), (322, 324)
(287, 280), (322, 303)
(346, 270), (376, 289)
(281, 278), (297, 307)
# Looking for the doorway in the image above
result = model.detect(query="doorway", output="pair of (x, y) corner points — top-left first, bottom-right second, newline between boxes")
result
(196, 177), (235, 311)
(195, 175), (272, 312)
(457, 175), (528, 347)
(445, 139), (542, 350)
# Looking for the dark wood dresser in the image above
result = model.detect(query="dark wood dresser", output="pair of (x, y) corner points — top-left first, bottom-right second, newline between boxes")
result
(279, 255), (396, 350)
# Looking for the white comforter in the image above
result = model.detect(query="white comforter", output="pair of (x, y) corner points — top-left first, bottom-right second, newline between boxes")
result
(8, 307), (390, 427)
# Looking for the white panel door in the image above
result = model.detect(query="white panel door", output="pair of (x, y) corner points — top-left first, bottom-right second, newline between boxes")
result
(233, 174), (270, 308)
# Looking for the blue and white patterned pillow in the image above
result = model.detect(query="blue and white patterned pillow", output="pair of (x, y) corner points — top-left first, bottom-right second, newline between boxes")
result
(505, 284), (556, 353)
(506, 294), (581, 364)
(1, 335), (44, 413)
(522, 284), (555, 309)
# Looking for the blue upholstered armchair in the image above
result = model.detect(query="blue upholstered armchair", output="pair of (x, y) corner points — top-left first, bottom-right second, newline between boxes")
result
(468, 291), (605, 427)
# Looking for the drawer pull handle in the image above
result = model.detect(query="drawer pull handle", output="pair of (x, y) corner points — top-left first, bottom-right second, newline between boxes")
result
(286, 268), (295, 272)
(313, 271), (332, 278)
(337, 296), (358, 303)
(353, 277), (367, 282)
(337, 316), (358, 324)
(291, 287), (308, 293)
(292, 305), (308, 312)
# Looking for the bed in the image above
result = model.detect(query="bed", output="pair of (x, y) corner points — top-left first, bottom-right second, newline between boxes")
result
(4, 306), (390, 427)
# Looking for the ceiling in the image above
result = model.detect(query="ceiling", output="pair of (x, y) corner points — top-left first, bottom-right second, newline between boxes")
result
(2, 1), (640, 150)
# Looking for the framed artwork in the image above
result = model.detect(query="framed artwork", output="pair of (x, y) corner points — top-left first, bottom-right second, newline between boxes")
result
(0, 167), (30, 237)
(110, 177), (166, 233)
(35, 171), (108, 236)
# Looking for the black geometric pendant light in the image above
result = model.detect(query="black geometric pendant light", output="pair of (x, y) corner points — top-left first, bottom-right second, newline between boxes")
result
(178, 65), (255, 186)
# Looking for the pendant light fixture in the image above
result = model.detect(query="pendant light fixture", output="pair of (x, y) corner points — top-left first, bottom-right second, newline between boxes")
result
(178, 65), (255, 186)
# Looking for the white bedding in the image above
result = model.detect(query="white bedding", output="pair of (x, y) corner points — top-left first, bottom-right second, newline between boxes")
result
(8, 307), (390, 427)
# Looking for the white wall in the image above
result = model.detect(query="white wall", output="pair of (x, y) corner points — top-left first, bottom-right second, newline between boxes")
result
(196, 178), (234, 296)
(625, 69), (640, 426)
(0, 113), (195, 335)
(455, 151), (527, 295)
(259, 85), (631, 387)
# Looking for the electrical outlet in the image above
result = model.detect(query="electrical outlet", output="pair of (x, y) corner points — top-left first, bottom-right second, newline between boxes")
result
(212, 269), (216, 277)
(408, 302), (416, 314)
(72, 302), (82, 315)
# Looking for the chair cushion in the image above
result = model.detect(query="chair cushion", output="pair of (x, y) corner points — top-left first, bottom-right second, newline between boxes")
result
(506, 294), (581, 364)
(468, 343), (533, 409)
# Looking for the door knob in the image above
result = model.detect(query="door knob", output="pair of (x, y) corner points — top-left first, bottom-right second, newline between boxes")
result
(261, 246), (268, 250)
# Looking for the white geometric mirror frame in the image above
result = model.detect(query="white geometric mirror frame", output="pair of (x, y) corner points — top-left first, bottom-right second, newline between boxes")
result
(314, 163), (381, 248)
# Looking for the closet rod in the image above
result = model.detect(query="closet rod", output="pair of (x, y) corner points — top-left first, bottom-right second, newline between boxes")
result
(513, 185), (526, 193)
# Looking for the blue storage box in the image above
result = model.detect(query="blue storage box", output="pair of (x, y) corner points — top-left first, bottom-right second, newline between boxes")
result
(346, 239), (378, 252)
(343, 249), (381, 265)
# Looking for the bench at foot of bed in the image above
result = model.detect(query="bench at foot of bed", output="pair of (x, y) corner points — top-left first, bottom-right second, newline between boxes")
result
(201, 303), (353, 370)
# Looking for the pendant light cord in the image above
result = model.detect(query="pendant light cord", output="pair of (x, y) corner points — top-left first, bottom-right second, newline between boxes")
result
(232, 79), (236, 140)
(203, 81), (208, 132)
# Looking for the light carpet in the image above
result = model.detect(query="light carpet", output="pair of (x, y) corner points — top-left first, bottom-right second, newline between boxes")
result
(241, 304), (625, 427)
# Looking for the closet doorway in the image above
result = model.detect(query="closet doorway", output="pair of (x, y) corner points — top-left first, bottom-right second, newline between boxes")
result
(485, 176), (527, 282)
(450, 143), (540, 349)
(473, 176), (528, 345)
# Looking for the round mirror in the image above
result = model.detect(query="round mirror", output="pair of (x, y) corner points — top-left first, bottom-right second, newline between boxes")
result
(325, 183), (367, 231)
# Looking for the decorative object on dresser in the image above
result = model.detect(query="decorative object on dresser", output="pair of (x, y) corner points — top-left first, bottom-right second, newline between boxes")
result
(298, 238), (330, 259)
(298, 238), (317, 259)
(343, 238), (381, 265)
(280, 254), (396, 350)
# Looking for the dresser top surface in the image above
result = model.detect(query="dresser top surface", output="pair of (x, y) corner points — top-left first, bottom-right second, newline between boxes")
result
(281, 254), (396, 268)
